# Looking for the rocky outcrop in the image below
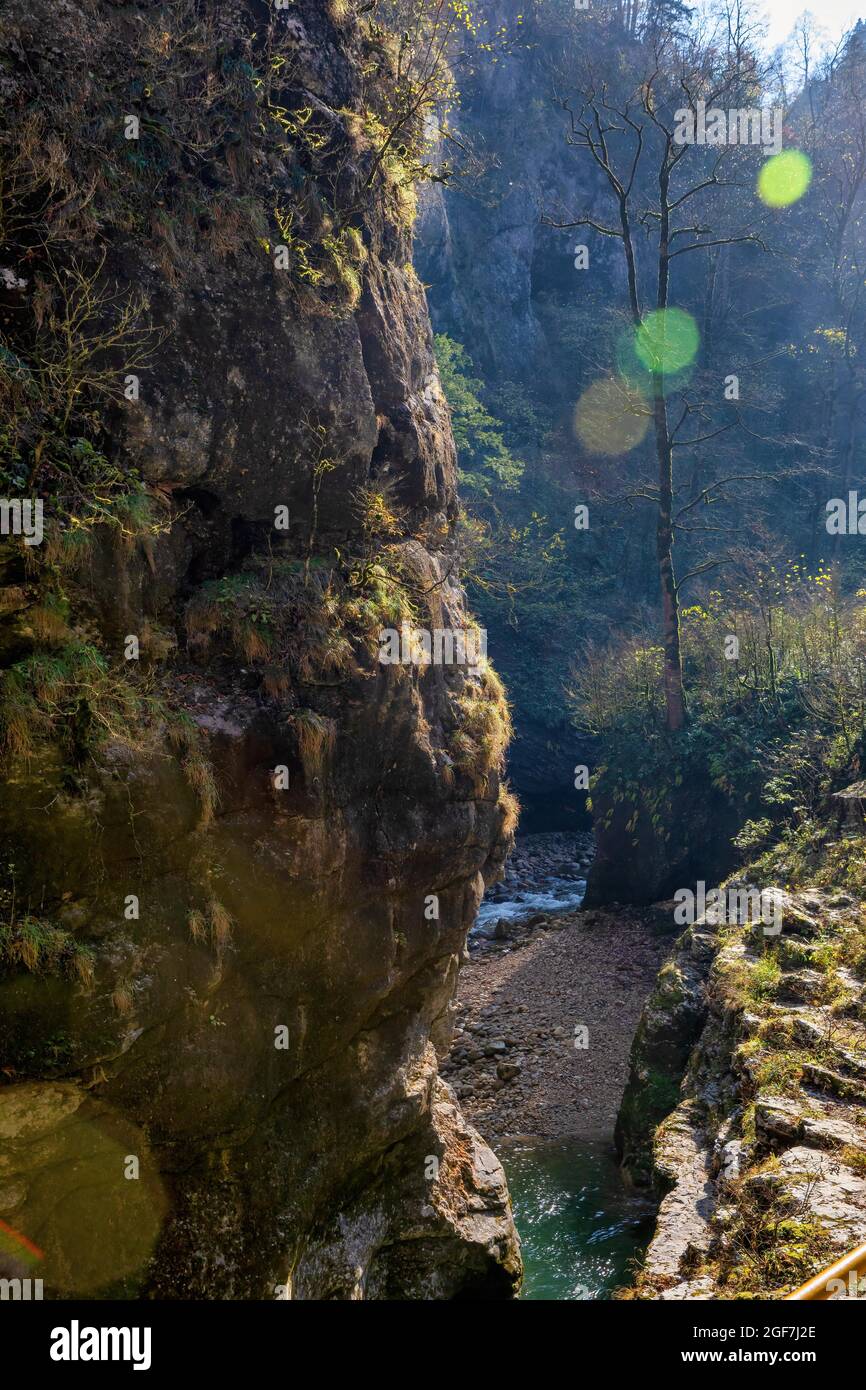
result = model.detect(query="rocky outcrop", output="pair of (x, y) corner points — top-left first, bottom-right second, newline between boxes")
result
(617, 877), (866, 1298)
(0, 0), (521, 1298)
(585, 751), (751, 907)
(615, 917), (713, 1185)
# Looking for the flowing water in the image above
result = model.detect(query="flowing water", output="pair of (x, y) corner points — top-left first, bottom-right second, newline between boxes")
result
(499, 1137), (654, 1300)
(472, 830), (594, 938)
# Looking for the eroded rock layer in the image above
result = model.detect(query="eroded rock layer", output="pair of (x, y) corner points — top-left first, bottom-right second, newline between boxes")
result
(0, 0), (521, 1299)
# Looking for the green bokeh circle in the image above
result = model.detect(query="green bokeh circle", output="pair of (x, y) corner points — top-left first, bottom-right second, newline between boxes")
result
(634, 308), (700, 375)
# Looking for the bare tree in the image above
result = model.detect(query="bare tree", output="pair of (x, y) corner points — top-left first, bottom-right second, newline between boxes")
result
(546, 30), (774, 731)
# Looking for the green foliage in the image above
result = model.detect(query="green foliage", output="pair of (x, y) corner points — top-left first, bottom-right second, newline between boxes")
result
(748, 950), (783, 1003)
(733, 818), (774, 855)
(573, 569), (866, 859)
(435, 333), (595, 732)
(185, 545), (421, 703)
(370, 2), (477, 185)
(434, 334), (524, 496)
(0, 640), (146, 764)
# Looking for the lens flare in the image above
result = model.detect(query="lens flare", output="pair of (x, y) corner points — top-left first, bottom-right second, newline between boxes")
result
(634, 308), (700, 375)
(615, 326), (695, 398)
(0, 1082), (168, 1295)
(758, 149), (812, 208)
(573, 377), (650, 456)
(0, 1218), (43, 1268)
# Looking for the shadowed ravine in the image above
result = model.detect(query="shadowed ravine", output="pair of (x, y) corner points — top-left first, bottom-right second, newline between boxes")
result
(4, 0), (866, 1322)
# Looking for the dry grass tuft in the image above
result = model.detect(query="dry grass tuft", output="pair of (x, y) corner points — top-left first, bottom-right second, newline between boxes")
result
(112, 981), (134, 1015)
(187, 908), (207, 943)
(294, 708), (336, 781)
(207, 898), (234, 952)
(181, 751), (219, 828)
(451, 663), (512, 779)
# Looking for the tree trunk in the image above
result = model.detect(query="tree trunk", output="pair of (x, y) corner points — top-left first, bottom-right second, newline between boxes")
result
(654, 389), (686, 731)
(656, 159), (686, 732)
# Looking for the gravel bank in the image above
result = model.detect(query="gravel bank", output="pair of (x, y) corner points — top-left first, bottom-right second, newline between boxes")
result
(444, 901), (676, 1145)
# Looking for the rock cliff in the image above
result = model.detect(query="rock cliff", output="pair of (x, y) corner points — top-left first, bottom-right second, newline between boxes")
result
(0, 0), (521, 1299)
(617, 857), (866, 1299)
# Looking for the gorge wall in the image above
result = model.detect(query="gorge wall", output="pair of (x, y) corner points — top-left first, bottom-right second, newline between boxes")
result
(0, 0), (521, 1299)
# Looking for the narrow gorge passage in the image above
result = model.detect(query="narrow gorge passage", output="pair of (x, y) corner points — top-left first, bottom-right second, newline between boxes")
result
(5, 0), (866, 1346)
(443, 833), (678, 1297)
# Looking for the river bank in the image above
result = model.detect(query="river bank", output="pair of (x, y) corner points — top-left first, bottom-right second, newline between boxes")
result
(445, 834), (679, 1144)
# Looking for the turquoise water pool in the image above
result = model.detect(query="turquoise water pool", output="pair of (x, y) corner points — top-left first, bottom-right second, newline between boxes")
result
(499, 1136), (654, 1300)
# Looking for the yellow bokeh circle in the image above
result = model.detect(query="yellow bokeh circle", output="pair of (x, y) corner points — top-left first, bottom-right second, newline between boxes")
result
(573, 378), (650, 456)
(758, 150), (812, 208)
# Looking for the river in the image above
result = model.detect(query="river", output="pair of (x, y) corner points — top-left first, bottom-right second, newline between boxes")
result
(499, 1136), (654, 1300)
(458, 832), (663, 1299)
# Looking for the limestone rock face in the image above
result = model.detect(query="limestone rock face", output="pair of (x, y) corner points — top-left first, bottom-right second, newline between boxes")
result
(0, 0), (521, 1299)
(618, 884), (866, 1299)
(615, 922), (711, 1185)
(416, 1), (628, 389)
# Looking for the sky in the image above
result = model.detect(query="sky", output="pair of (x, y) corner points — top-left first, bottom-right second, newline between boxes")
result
(761, 0), (862, 49)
